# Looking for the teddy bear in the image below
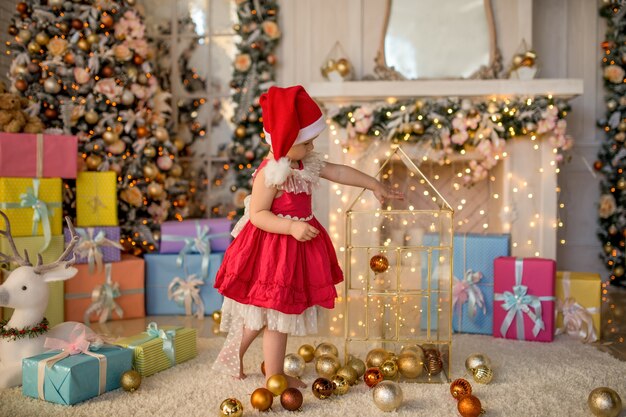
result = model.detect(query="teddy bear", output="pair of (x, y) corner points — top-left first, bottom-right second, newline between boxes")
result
(0, 89), (44, 133)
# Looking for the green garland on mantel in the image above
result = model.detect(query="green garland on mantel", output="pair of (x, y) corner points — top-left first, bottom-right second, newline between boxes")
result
(331, 95), (573, 184)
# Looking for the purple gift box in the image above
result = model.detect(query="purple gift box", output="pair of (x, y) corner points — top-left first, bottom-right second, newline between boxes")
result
(64, 227), (122, 269)
(159, 218), (232, 254)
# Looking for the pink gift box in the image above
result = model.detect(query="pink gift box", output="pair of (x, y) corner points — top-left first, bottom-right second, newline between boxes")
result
(493, 257), (556, 342)
(0, 133), (77, 178)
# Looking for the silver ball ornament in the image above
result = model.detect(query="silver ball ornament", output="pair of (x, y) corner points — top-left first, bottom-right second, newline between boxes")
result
(284, 353), (306, 378)
(43, 77), (61, 94)
(372, 380), (403, 412)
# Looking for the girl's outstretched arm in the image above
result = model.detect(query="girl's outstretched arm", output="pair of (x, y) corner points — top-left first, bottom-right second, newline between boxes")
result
(320, 162), (404, 203)
(249, 168), (320, 241)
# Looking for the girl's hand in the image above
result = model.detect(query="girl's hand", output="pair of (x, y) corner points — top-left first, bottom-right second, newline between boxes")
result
(289, 221), (320, 241)
(373, 183), (404, 204)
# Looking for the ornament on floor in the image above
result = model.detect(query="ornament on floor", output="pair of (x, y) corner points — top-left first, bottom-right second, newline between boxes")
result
(250, 387), (273, 412)
(507, 39), (537, 80)
(450, 378), (472, 400)
(465, 353), (491, 373)
(314, 341), (339, 358)
(312, 377), (334, 399)
(369, 254), (390, 274)
(331, 374), (350, 395)
(364, 367), (384, 388)
(281, 387), (303, 411)
(397, 351), (423, 378)
(212, 310), (222, 324)
(366, 347), (391, 368)
(472, 365), (494, 384)
(298, 344), (315, 362)
(120, 369), (142, 392)
(424, 351), (443, 376)
(372, 380), (403, 412)
(380, 359), (398, 379)
(266, 374), (288, 396)
(458, 394), (484, 417)
(588, 387), (622, 417)
(315, 353), (340, 378)
(336, 364), (359, 385)
(320, 41), (353, 82)
(347, 357), (366, 377)
(219, 398), (244, 417)
(284, 353), (306, 378)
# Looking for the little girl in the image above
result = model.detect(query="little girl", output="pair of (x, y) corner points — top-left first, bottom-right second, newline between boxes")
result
(212, 85), (402, 387)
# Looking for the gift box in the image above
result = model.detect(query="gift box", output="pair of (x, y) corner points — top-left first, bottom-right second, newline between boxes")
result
(23, 345), (133, 405)
(555, 271), (601, 342)
(144, 252), (224, 317)
(64, 226), (122, 273)
(64, 255), (145, 323)
(494, 257), (556, 342)
(0, 133), (77, 178)
(0, 178), (62, 250)
(76, 171), (118, 226)
(159, 218), (232, 254)
(452, 234), (510, 334)
(114, 323), (197, 377)
(0, 235), (66, 326)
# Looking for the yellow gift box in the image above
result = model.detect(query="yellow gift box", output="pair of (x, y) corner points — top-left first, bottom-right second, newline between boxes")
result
(555, 271), (601, 341)
(0, 235), (66, 326)
(0, 178), (62, 242)
(76, 171), (118, 226)
(114, 323), (197, 377)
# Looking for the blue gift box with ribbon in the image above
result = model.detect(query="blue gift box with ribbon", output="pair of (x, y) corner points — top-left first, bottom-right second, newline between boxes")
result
(23, 345), (132, 405)
(144, 252), (224, 317)
(420, 233), (510, 333)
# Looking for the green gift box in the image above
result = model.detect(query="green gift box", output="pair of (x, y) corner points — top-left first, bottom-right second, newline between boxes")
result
(114, 322), (197, 377)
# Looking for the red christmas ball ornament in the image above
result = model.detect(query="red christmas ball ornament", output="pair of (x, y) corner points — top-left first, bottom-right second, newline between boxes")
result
(370, 254), (390, 274)
(136, 126), (149, 138)
(64, 53), (75, 65)
(133, 54), (144, 65)
(364, 368), (384, 388)
(450, 378), (473, 400)
(16, 2), (28, 14)
(280, 388), (303, 411)
(101, 14), (114, 28)
(100, 66), (114, 78)
(71, 19), (83, 31)
(44, 107), (58, 119)
(593, 161), (603, 171)
(311, 378), (334, 399)
(8, 25), (18, 36)
(14, 79), (28, 92)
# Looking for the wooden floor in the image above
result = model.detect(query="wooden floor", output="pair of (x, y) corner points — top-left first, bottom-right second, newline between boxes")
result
(89, 285), (626, 361)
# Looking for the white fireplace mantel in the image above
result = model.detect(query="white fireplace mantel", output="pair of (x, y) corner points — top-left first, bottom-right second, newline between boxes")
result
(307, 79), (583, 103)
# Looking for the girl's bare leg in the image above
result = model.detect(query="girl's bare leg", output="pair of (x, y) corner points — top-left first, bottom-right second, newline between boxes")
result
(238, 326), (262, 378)
(263, 328), (306, 388)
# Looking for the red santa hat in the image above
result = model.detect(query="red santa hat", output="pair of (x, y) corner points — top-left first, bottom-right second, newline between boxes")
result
(260, 85), (326, 186)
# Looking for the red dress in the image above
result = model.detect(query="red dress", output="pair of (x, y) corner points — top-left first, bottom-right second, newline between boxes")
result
(214, 155), (343, 315)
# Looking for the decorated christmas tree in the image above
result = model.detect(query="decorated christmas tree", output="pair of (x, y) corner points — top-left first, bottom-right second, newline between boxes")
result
(6, 0), (189, 254)
(209, 0), (281, 217)
(597, 2), (626, 286)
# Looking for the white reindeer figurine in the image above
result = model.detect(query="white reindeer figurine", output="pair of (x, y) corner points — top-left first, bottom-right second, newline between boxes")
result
(0, 211), (84, 389)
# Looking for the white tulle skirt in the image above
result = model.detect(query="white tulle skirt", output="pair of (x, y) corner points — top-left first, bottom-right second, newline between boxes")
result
(211, 297), (318, 377)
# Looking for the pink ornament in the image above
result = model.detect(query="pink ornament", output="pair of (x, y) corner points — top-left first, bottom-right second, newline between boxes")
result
(157, 155), (173, 171)
(245, 150), (255, 160)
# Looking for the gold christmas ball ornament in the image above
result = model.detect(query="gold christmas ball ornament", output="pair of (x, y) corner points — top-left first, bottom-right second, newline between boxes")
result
(512, 53), (524, 67)
(397, 351), (423, 379)
(219, 398), (243, 417)
(211, 310), (222, 323)
(336, 365), (359, 385)
(614, 265), (625, 277)
(458, 394), (483, 417)
(147, 182), (164, 199)
(77, 38), (90, 52)
(464, 353), (492, 373)
(472, 365), (494, 384)
(298, 344), (315, 362)
(450, 378), (473, 400)
(85, 154), (103, 170)
(120, 370), (141, 392)
(121, 89), (135, 106)
(412, 121), (425, 135)
(372, 380), (403, 412)
(155, 126), (169, 142)
(311, 377), (334, 399)
(320, 59), (336, 77)
(380, 359), (398, 380)
(331, 374), (350, 395)
(280, 388), (303, 411)
(284, 353), (306, 378)
(400, 344), (425, 358)
(619, 121), (626, 132)
(170, 164), (183, 178)
(102, 130), (119, 145)
(364, 367), (384, 388)
(369, 254), (390, 274)
(143, 164), (158, 179)
(315, 354), (340, 379)
(347, 357), (366, 377)
(27, 41), (40, 54)
(84, 110), (99, 125)
(17, 29), (32, 43)
(588, 387), (622, 417)
(250, 387), (273, 412)
(314, 342), (339, 358)
(173, 138), (186, 152)
(143, 146), (157, 158)
(335, 58), (352, 77)
(604, 243), (614, 254)
(266, 374), (288, 396)
(617, 178), (626, 190)
(366, 348), (391, 368)
(35, 32), (49, 46)
(235, 125), (246, 138)
(87, 33), (100, 45)
(43, 77), (61, 94)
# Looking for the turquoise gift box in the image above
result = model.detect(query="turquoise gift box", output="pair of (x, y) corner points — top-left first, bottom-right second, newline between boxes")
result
(420, 233), (510, 334)
(144, 252), (224, 316)
(22, 346), (133, 405)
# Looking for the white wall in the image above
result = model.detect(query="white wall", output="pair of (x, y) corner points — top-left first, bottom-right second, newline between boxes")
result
(277, 0), (605, 275)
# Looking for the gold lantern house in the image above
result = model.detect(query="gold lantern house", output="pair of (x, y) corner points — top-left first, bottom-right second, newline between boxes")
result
(344, 145), (454, 383)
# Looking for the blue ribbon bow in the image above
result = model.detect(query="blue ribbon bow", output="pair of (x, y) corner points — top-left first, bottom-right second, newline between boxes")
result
(145, 322), (177, 365)
(494, 259), (555, 339)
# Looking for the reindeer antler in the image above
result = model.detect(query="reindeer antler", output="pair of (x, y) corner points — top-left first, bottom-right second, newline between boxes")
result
(33, 216), (80, 274)
(0, 210), (32, 267)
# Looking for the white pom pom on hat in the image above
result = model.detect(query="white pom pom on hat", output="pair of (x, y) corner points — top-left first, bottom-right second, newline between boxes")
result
(260, 85), (326, 186)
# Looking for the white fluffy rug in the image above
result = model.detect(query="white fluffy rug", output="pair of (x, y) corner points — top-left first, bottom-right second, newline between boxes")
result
(1, 334), (625, 417)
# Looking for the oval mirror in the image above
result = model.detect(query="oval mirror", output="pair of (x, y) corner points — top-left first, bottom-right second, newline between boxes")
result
(375, 0), (501, 79)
